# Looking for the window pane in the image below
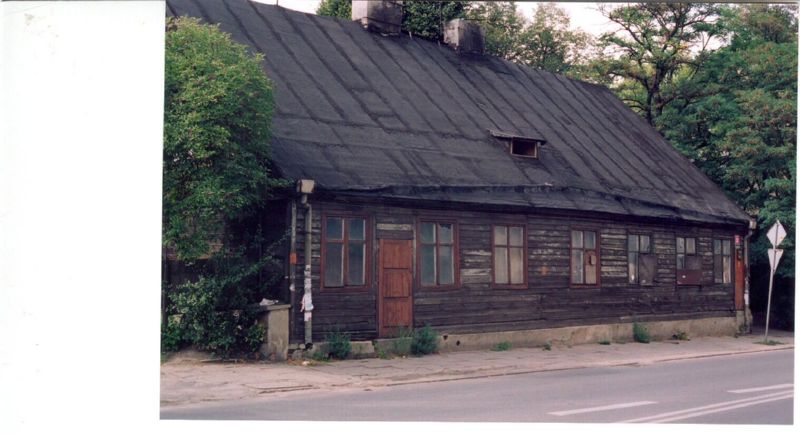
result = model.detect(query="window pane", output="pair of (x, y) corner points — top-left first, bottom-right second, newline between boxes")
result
(584, 231), (596, 249)
(571, 249), (584, 284)
(349, 218), (365, 241)
(714, 239), (721, 255)
(686, 238), (696, 255)
(677, 254), (685, 270)
(347, 242), (365, 286)
(510, 247), (524, 284)
(494, 247), (509, 284)
(494, 226), (508, 246)
(677, 237), (685, 254)
(585, 254), (597, 285)
(571, 230), (583, 249)
(714, 255), (722, 283)
(509, 226), (524, 247)
(326, 217), (343, 241)
(439, 245), (454, 285)
(421, 223), (436, 244)
(723, 257), (732, 284)
(722, 240), (731, 255)
(439, 223), (453, 244)
(628, 252), (638, 284)
(324, 243), (343, 287)
(628, 235), (639, 253)
(641, 235), (651, 253)
(421, 245), (436, 285)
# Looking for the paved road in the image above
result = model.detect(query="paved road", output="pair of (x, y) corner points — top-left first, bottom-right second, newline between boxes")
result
(161, 349), (794, 424)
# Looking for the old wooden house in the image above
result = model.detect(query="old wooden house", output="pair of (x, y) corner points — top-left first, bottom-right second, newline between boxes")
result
(167, 0), (753, 348)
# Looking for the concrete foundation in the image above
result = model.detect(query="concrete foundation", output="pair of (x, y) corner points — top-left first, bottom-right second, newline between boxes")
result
(434, 317), (738, 352)
(257, 304), (290, 361)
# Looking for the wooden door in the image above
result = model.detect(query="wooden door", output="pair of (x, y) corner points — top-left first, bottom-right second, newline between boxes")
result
(378, 239), (413, 338)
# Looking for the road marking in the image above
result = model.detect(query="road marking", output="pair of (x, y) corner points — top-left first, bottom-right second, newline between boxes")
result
(727, 383), (793, 394)
(548, 401), (657, 416)
(619, 390), (794, 423)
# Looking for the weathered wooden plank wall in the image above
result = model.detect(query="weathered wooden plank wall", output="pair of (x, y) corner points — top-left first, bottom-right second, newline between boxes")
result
(290, 200), (741, 342)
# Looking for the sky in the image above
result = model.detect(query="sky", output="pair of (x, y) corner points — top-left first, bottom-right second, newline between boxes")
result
(258, 1), (615, 35)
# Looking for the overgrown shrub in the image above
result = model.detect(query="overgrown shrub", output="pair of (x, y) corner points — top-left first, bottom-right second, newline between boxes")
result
(161, 319), (185, 353)
(411, 325), (439, 356)
(325, 329), (351, 360)
(633, 322), (651, 343)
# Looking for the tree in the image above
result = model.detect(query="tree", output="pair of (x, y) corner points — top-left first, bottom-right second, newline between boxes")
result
(316, 0), (351, 20)
(163, 17), (285, 355)
(658, 4), (797, 328)
(592, 3), (722, 126)
(164, 17), (279, 260)
(402, 0), (468, 41)
(468, 2), (591, 75)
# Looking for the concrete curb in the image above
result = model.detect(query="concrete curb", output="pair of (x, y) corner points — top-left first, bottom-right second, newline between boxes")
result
(380, 344), (795, 388)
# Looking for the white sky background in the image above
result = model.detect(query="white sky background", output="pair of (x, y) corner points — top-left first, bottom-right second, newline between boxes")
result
(259, 1), (615, 35)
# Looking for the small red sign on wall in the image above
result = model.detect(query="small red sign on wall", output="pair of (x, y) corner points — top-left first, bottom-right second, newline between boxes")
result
(290, 252), (297, 264)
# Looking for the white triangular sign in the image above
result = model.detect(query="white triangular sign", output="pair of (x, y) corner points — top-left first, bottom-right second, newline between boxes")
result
(766, 220), (786, 247)
(768, 248), (784, 272)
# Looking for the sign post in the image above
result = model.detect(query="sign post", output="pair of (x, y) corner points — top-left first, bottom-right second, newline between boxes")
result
(763, 220), (786, 343)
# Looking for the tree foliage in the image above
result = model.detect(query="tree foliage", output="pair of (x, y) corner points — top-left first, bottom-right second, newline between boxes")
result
(591, 3), (722, 125)
(402, 0), (468, 41)
(316, 0), (351, 20)
(163, 17), (280, 260)
(467, 2), (590, 75)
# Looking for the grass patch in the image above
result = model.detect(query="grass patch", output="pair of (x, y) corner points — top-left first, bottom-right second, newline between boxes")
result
(542, 341), (552, 351)
(492, 341), (512, 351)
(672, 330), (690, 341)
(598, 340), (611, 345)
(411, 325), (439, 356)
(757, 339), (785, 346)
(324, 329), (352, 360)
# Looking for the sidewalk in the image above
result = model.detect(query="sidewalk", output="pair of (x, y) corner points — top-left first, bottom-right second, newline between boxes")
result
(160, 328), (794, 407)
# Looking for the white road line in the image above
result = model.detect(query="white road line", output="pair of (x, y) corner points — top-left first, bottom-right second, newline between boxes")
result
(619, 390), (794, 423)
(548, 401), (657, 416)
(727, 383), (793, 394)
(647, 393), (793, 423)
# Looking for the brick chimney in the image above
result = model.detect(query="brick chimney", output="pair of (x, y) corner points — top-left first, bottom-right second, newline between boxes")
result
(443, 19), (485, 55)
(352, 1), (403, 35)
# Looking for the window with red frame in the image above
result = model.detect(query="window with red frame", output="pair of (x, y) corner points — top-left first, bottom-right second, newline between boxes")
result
(419, 221), (455, 287)
(323, 216), (366, 288)
(493, 225), (525, 286)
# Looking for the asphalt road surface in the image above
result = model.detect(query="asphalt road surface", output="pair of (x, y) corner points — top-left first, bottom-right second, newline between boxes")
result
(161, 349), (794, 424)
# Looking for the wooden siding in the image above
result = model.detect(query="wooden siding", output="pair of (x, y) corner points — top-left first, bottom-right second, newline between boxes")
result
(289, 200), (743, 342)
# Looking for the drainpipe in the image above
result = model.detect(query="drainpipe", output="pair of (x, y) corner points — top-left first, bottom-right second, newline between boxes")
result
(288, 200), (297, 344)
(297, 180), (315, 349)
(744, 218), (757, 332)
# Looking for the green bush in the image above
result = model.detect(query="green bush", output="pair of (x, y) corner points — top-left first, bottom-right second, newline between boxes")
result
(542, 341), (552, 351)
(598, 339), (611, 345)
(245, 323), (266, 353)
(492, 341), (512, 351)
(633, 322), (651, 343)
(672, 330), (690, 341)
(325, 329), (351, 360)
(411, 325), (439, 356)
(161, 319), (184, 353)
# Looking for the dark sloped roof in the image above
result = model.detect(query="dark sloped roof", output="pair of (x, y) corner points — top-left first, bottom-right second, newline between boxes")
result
(166, 0), (750, 227)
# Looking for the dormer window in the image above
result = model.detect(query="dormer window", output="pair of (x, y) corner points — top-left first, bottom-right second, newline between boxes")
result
(510, 138), (540, 158)
(489, 129), (544, 159)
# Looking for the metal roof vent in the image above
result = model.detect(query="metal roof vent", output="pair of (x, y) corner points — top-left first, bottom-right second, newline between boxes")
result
(489, 129), (545, 159)
(352, 1), (403, 35)
(444, 19), (485, 55)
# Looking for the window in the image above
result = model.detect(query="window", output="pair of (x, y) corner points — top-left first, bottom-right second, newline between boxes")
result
(493, 225), (526, 286)
(323, 216), (367, 288)
(571, 230), (598, 285)
(676, 236), (702, 285)
(714, 239), (732, 284)
(419, 221), (456, 287)
(628, 234), (654, 285)
(510, 138), (539, 158)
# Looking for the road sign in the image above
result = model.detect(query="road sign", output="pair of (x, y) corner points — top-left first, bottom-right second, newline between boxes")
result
(764, 220), (787, 343)
(768, 248), (784, 272)
(766, 220), (786, 247)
